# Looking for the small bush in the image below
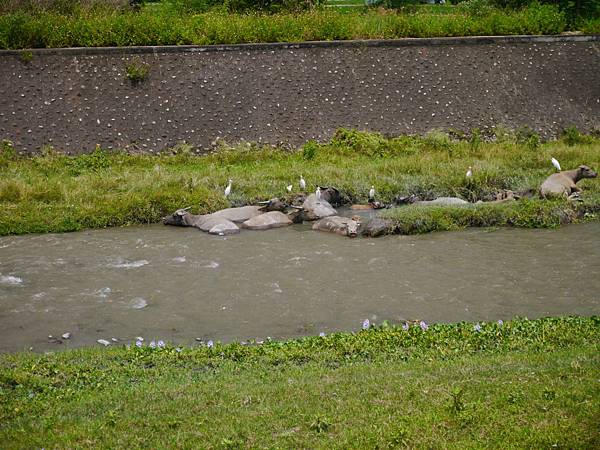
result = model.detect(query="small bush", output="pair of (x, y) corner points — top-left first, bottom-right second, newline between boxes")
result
(125, 59), (150, 83)
(302, 140), (319, 160)
(561, 126), (594, 146)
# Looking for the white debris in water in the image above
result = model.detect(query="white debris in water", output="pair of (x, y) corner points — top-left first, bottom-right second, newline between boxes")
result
(136, 336), (144, 341)
(129, 298), (148, 310)
(97, 287), (111, 298)
(111, 337), (118, 342)
(0, 275), (23, 285)
(204, 261), (219, 269)
(288, 256), (308, 262)
(62, 332), (71, 339)
(271, 282), (283, 294)
(172, 256), (186, 263)
(109, 259), (149, 269)
(97, 339), (110, 346)
(32, 292), (47, 299)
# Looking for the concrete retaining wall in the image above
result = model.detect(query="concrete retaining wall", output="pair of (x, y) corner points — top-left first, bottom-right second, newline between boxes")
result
(1, 35), (599, 154)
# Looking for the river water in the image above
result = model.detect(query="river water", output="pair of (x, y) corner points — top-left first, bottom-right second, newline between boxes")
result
(1, 223), (599, 352)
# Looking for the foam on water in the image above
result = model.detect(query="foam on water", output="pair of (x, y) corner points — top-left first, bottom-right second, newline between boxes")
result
(109, 259), (149, 269)
(0, 275), (23, 285)
(129, 297), (148, 309)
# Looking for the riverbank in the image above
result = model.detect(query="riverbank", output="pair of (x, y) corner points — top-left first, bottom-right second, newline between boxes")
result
(0, 316), (598, 448)
(1, 129), (599, 236)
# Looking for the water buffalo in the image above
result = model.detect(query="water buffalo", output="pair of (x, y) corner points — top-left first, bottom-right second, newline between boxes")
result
(540, 165), (597, 198)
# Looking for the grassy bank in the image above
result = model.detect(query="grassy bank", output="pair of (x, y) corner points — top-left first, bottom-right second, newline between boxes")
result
(0, 4), (581, 50)
(1, 316), (598, 448)
(1, 129), (599, 236)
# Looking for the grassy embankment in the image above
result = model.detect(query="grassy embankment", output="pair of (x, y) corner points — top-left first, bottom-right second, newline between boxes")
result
(1, 129), (599, 236)
(0, 316), (598, 448)
(2, 1), (596, 50)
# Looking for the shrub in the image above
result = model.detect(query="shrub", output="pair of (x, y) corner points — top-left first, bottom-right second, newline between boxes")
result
(125, 59), (150, 83)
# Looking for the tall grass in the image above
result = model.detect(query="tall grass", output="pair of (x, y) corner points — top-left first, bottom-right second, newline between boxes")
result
(0, 4), (575, 50)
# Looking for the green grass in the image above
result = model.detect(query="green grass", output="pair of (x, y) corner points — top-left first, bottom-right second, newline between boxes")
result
(0, 3), (579, 50)
(1, 129), (599, 236)
(1, 316), (599, 448)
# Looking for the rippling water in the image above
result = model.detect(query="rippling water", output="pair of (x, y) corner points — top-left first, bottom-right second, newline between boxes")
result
(0, 222), (598, 352)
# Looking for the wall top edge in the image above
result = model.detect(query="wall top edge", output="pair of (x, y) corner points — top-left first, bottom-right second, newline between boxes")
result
(0, 34), (598, 57)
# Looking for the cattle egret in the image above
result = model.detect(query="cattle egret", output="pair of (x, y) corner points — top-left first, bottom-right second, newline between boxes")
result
(224, 179), (232, 197)
(316, 186), (322, 201)
(299, 175), (306, 191)
(466, 166), (473, 178)
(286, 184), (293, 193)
(551, 157), (561, 172)
(368, 185), (375, 201)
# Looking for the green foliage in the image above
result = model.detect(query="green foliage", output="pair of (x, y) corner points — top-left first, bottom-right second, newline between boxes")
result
(490, 0), (600, 26)
(309, 415), (332, 433)
(0, 5), (573, 50)
(561, 126), (594, 146)
(381, 198), (595, 234)
(0, 139), (17, 167)
(302, 140), (319, 160)
(19, 49), (33, 62)
(0, 0), (131, 15)
(161, 0), (324, 13)
(125, 59), (150, 83)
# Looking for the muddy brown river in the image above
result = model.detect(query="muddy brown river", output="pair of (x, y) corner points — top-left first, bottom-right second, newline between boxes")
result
(1, 223), (599, 352)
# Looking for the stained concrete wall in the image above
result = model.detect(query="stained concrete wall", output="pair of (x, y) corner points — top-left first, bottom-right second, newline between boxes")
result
(0, 35), (599, 154)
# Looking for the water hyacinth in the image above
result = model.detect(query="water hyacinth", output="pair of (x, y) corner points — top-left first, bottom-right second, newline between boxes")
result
(157, 340), (165, 348)
(135, 340), (143, 348)
(207, 340), (214, 348)
(474, 323), (482, 332)
(498, 319), (504, 326)
(319, 332), (326, 337)
(362, 319), (370, 330)
(149, 340), (156, 349)
(419, 320), (429, 331)
(175, 347), (182, 353)
(402, 322), (409, 331)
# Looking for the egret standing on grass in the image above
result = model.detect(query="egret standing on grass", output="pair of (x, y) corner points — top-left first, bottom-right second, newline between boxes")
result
(224, 179), (232, 198)
(466, 166), (473, 178)
(299, 175), (306, 191)
(368, 185), (375, 202)
(286, 183), (293, 193)
(316, 186), (322, 201)
(551, 157), (561, 172)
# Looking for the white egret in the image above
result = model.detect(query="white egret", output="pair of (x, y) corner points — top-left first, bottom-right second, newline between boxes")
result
(466, 166), (473, 178)
(299, 174), (306, 191)
(316, 186), (322, 201)
(551, 157), (561, 172)
(224, 179), (232, 197)
(286, 184), (293, 193)
(368, 185), (375, 201)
